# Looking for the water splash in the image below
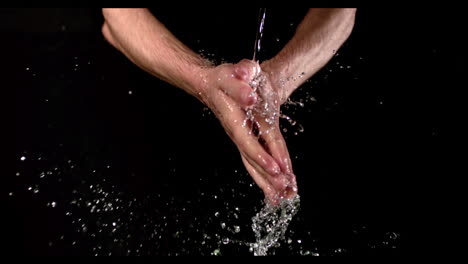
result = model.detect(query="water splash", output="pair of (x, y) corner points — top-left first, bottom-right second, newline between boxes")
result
(247, 8), (309, 139)
(250, 195), (300, 256)
(243, 70), (280, 137)
(11, 149), (401, 255)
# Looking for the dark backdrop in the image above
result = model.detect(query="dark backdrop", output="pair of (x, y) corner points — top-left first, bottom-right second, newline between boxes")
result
(1, 8), (464, 256)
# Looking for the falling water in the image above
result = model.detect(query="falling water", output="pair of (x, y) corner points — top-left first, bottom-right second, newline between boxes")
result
(253, 8), (267, 62)
(246, 8), (301, 256)
(250, 195), (301, 256)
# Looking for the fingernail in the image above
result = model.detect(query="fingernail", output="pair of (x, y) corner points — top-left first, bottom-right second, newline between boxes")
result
(248, 93), (257, 105)
(270, 163), (281, 177)
(279, 157), (292, 174)
(291, 185), (298, 193)
(234, 67), (248, 81)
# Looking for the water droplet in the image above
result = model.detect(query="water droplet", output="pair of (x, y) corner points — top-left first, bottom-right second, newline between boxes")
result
(222, 238), (230, 245)
(112, 222), (117, 227)
(8, 192), (13, 196)
(20, 156), (26, 161)
(221, 223), (226, 229)
(51, 202), (57, 208)
(388, 232), (400, 240)
(234, 226), (241, 233)
(26, 67), (30, 71)
(128, 90), (133, 95)
(212, 249), (221, 256)
(15, 172), (20, 177)
(334, 248), (344, 254)
(214, 212), (220, 217)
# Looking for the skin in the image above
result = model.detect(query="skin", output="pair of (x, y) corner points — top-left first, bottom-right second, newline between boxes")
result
(101, 8), (356, 205)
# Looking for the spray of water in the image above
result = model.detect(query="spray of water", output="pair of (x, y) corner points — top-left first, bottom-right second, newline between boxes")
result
(250, 195), (300, 256)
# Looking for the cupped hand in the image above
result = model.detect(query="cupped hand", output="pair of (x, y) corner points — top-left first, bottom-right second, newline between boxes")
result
(198, 59), (297, 205)
(243, 61), (298, 204)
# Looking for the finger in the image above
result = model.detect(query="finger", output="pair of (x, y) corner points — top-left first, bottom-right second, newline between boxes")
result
(242, 155), (296, 204)
(256, 118), (298, 199)
(217, 69), (257, 108)
(241, 155), (281, 206)
(213, 92), (282, 178)
(240, 149), (289, 192)
(230, 118), (282, 178)
(252, 96), (298, 199)
(233, 59), (261, 82)
(261, 124), (294, 176)
(283, 180), (298, 199)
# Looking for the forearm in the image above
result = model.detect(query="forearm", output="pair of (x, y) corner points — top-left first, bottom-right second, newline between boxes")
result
(101, 8), (212, 99)
(263, 8), (356, 100)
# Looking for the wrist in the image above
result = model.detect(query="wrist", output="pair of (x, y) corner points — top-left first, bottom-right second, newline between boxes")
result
(189, 60), (215, 105)
(261, 58), (300, 104)
(147, 53), (213, 104)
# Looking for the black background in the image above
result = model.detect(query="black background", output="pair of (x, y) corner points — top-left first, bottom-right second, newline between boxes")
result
(1, 8), (464, 256)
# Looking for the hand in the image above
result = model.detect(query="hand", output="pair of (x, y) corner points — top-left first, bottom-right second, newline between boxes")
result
(245, 61), (298, 204)
(101, 8), (355, 205)
(199, 60), (297, 205)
